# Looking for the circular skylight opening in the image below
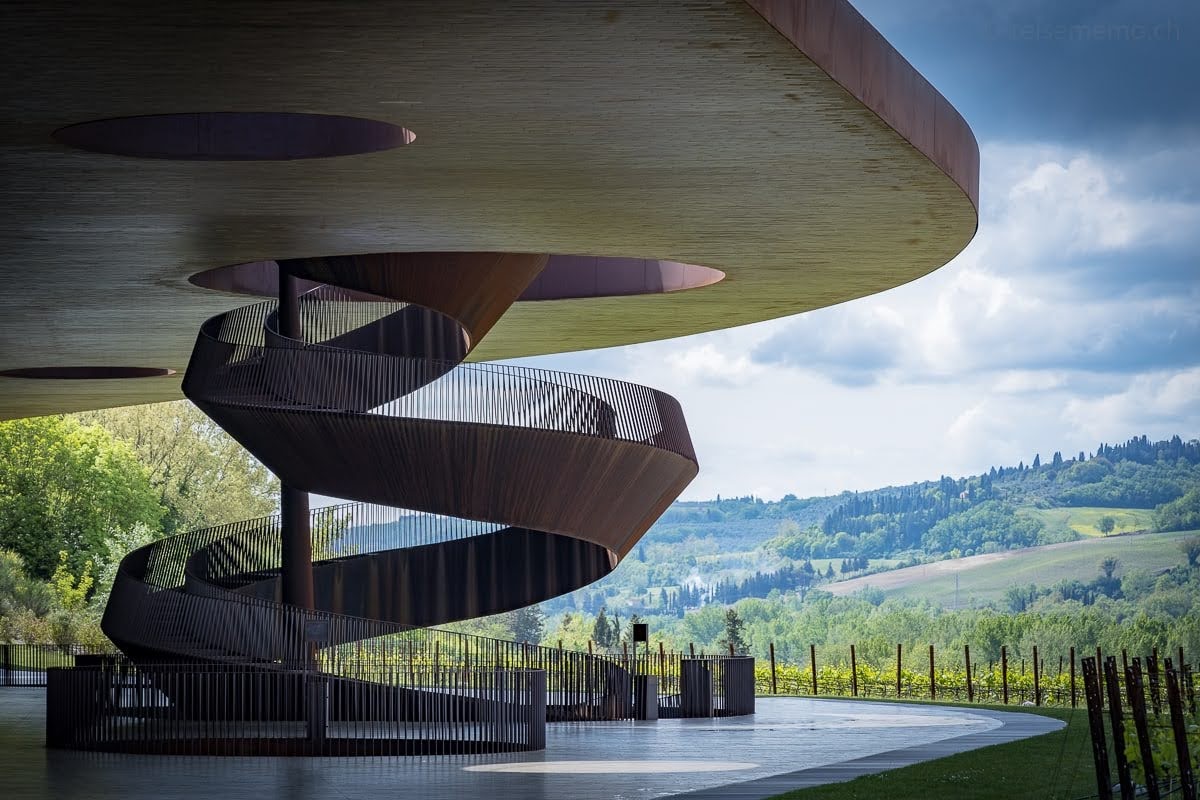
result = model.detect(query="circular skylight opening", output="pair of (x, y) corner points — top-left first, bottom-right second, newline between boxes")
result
(53, 112), (415, 160)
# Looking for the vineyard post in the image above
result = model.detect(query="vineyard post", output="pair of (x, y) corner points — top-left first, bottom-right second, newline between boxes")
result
(1081, 657), (1114, 800)
(850, 645), (858, 698)
(929, 644), (936, 701)
(1058, 655), (1063, 678)
(896, 643), (902, 698)
(1148, 648), (1162, 715)
(810, 644), (818, 695)
(1001, 646), (1009, 705)
(1164, 659), (1196, 800)
(1033, 644), (1040, 706)
(964, 645), (974, 703)
(769, 642), (777, 695)
(1179, 646), (1186, 673)
(1070, 646), (1077, 708)
(1103, 657), (1135, 800)
(1127, 659), (1161, 800)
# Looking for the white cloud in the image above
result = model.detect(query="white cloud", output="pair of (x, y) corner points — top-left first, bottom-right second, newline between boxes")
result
(519, 141), (1200, 499)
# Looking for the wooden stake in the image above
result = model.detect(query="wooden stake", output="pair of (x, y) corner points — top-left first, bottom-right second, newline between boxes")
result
(769, 642), (777, 695)
(810, 644), (818, 695)
(1001, 646), (1009, 705)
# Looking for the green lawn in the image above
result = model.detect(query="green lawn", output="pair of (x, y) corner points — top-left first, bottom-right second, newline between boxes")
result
(1019, 505), (1156, 537)
(3, 647), (75, 670)
(768, 700), (1095, 800)
(828, 529), (1194, 608)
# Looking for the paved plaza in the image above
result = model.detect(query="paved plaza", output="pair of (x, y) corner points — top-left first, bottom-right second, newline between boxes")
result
(0, 691), (1060, 799)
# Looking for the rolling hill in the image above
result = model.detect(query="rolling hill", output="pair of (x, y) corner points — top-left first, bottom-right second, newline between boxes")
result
(824, 529), (1195, 608)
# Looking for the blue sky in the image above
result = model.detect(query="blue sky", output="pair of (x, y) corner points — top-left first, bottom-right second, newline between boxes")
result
(515, 0), (1200, 501)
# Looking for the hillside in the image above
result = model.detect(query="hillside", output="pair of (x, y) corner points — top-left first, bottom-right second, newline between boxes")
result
(548, 434), (1200, 616)
(824, 529), (1196, 608)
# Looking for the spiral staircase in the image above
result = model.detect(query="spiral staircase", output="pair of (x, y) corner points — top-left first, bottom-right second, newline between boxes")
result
(86, 252), (714, 754)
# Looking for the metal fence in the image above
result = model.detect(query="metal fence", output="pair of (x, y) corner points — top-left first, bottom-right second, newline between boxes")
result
(1, 644), (114, 687)
(46, 663), (546, 756)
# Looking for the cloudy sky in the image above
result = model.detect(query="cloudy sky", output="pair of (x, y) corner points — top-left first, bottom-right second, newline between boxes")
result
(515, 0), (1200, 501)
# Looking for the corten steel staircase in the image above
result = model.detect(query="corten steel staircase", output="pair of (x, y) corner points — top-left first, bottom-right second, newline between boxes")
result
(77, 253), (729, 755)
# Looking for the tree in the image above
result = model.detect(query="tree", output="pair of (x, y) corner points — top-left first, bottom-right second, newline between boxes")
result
(0, 549), (51, 616)
(1180, 536), (1200, 569)
(719, 608), (748, 654)
(591, 607), (613, 647)
(506, 605), (545, 644)
(0, 416), (164, 577)
(1097, 515), (1116, 535)
(74, 401), (277, 536)
(1099, 557), (1120, 580)
(49, 551), (93, 612)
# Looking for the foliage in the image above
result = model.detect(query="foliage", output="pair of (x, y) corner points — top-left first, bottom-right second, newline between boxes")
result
(0, 416), (163, 577)
(49, 550), (93, 611)
(1182, 536), (1200, 569)
(719, 608), (749, 654)
(922, 500), (1049, 553)
(1155, 487), (1200, 533)
(74, 401), (278, 536)
(0, 549), (51, 616)
(505, 605), (545, 644)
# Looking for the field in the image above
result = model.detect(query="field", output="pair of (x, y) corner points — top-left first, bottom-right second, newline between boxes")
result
(1018, 505), (1155, 537)
(825, 529), (1195, 608)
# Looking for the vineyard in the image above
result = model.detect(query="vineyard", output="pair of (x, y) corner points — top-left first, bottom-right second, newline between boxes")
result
(755, 642), (1194, 710)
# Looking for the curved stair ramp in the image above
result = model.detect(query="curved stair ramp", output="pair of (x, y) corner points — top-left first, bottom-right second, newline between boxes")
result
(98, 252), (702, 753)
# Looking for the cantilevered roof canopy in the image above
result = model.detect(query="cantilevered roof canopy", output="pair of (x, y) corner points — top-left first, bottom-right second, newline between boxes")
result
(0, 0), (977, 419)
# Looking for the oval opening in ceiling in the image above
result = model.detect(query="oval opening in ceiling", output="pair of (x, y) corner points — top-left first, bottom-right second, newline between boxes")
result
(0, 366), (176, 380)
(189, 256), (725, 300)
(53, 112), (415, 160)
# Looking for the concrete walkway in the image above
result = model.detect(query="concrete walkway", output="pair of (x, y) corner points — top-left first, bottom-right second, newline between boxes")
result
(0, 690), (1062, 799)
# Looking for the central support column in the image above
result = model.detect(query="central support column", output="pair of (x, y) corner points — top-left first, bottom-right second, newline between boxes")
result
(278, 265), (315, 612)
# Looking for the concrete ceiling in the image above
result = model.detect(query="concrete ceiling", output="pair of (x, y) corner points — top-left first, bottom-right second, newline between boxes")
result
(0, 0), (978, 419)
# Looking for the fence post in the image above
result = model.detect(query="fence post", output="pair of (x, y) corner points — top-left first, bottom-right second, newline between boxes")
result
(964, 645), (973, 703)
(2, 644), (8, 687)
(809, 644), (817, 695)
(1001, 646), (1009, 705)
(1127, 659), (1161, 800)
(588, 639), (593, 655)
(850, 645), (858, 698)
(929, 645), (936, 701)
(1097, 646), (1104, 707)
(1148, 648), (1161, 716)
(689, 642), (695, 658)
(1081, 657), (1114, 800)
(1070, 646), (1077, 708)
(769, 642), (777, 695)
(896, 643), (902, 698)
(1165, 659), (1197, 800)
(1103, 657), (1135, 800)
(1033, 645), (1041, 706)
(728, 642), (734, 658)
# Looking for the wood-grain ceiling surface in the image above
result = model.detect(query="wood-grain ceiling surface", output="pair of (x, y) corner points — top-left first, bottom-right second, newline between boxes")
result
(0, 0), (978, 419)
